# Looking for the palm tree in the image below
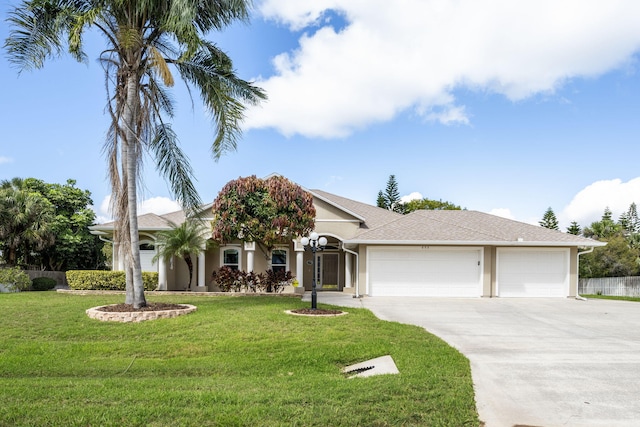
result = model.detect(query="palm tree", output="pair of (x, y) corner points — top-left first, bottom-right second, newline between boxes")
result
(153, 221), (208, 291)
(0, 178), (55, 267)
(5, 1), (266, 307)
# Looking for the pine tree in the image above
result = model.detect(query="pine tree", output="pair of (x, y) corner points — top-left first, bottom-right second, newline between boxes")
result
(566, 221), (581, 235)
(583, 207), (621, 240)
(384, 175), (401, 213)
(376, 190), (388, 209)
(539, 207), (559, 230)
(625, 202), (639, 234)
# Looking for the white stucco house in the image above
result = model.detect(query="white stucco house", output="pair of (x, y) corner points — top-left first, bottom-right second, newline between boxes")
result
(90, 178), (604, 298)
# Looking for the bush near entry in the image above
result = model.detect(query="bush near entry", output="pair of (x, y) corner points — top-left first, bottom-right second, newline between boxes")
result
(66, 270), (158, 291)
(31, 277), (57, 291)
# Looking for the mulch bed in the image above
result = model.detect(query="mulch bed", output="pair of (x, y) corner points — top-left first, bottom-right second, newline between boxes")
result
(289, 308), (345, 315)
(95, 302), (189, 312)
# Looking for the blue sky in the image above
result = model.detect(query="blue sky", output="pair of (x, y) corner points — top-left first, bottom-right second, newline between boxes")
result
(2, 0), (640, 230)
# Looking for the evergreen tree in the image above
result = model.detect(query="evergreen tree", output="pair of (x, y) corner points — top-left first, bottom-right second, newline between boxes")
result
(619, 202), (639, 235)
(539, 207), (559, 230)
(629, 203), (640, 233)
(566, 221), (581, 235)
(583, 207), (621, 240)
(384, 175), (401, 212)
(376, 191), (388, 209)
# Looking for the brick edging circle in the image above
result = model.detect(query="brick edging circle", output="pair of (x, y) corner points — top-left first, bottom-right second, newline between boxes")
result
(86, 304), (197, 322)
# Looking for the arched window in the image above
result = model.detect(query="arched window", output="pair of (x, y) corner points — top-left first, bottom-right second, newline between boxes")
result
(139, 241), (157, 272)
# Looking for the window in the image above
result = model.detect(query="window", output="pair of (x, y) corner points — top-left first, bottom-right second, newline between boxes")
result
(222, 247), (240, 270)
(139, 241), (156, 272)
(271, 249), (287, 274)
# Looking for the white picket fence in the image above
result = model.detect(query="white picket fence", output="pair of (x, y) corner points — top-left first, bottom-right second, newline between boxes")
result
(578, 276), (640, 297)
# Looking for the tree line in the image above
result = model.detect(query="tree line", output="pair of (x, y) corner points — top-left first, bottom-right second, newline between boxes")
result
(540, 204), (640, 278)
(376, 175), (462, 213)
(0, 178), (105, 271)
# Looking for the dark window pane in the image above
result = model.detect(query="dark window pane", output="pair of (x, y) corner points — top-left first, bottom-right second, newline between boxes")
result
(272, 250), (286, 265)
(224, 249), (238, 265)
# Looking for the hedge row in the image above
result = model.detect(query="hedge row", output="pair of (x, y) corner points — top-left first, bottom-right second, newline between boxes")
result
(66, 270), (158, 291)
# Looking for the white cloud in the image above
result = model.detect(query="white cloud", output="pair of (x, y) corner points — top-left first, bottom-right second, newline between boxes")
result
(0, 156), (13, 164)
(401, 192), (423, 204)
(137, 197), (182, 216)
(94, 195), (181, 224)
(249, 0), (640, 137)
(560, 177), (640, 228)
(93, 195), (114, 224)
(489, 208), (515, 220)
(425, 106), (470, 126)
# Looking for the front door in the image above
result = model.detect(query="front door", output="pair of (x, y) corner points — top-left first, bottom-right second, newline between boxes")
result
(319, 253), (339, 290)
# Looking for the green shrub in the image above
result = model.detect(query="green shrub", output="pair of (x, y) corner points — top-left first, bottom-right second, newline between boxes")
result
(30, 277), (57, 291)
(0, 267), (31, 292)
(66, 270), (158, 291)
(211, 267), (291, 293)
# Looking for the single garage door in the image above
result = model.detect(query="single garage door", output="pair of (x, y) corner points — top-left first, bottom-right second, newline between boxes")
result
(368, 247), (482, 297)
(497, 248), (569, 297)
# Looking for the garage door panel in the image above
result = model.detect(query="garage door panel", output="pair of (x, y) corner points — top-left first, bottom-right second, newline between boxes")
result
(497, 249), (569, 297)
(369, 247), (481, 297)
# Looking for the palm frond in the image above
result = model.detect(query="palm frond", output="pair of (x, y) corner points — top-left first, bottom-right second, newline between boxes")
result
(175, 41), (266, 159)
(147, 46), (175, 87)
(4, 0), (87, 70)
(149, 124), (202, 216)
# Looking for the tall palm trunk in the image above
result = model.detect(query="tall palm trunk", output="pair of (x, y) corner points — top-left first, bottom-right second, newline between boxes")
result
(123, 72), (146, 308)
(183, 254), (193, 290)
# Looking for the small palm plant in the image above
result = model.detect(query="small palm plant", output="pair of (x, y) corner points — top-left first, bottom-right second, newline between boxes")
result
(154, 221), (208, 291)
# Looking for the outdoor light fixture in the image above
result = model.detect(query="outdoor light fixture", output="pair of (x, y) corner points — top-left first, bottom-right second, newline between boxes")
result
(300, 232), (328, 309)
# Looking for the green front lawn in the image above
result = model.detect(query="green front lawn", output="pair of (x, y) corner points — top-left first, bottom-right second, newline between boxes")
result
(0, 293), (479, 426)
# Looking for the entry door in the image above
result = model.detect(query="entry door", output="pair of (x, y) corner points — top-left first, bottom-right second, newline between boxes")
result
(319, 253), (339, 290)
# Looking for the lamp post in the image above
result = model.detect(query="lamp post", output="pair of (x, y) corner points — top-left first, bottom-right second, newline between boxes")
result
(300, 232), (328, 309)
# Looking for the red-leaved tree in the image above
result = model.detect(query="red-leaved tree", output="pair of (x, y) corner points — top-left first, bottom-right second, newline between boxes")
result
(211, 176), (316, 258)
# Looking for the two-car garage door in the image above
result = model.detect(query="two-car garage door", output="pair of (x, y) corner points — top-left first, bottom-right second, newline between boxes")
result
(368, 247), (482, 297)
(367, 246), (570, 297)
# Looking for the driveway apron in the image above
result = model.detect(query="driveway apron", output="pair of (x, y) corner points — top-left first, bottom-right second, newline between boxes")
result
(310, 293), (640, 427)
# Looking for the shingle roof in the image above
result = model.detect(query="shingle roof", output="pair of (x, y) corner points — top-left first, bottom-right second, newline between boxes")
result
(91, 213), (176, 231)
(348, 209), (604, 246)
(90, 203), (212, 233)
(91, 184), (603, 247)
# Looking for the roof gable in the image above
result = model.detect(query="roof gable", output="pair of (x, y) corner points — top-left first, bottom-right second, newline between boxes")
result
(310, 189), (401, 231)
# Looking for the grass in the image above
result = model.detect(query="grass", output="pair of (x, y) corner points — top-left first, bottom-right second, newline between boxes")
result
(0, 292), (479, 427)
(583, 294), (640, 302)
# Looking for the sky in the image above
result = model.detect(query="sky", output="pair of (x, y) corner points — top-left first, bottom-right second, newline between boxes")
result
(2, 0), (640, 231)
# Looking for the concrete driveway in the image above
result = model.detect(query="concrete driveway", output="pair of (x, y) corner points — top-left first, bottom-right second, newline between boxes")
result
(308, 293), (640, 427)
